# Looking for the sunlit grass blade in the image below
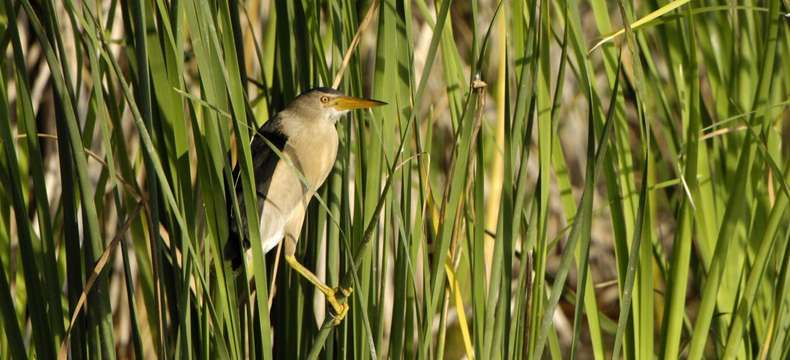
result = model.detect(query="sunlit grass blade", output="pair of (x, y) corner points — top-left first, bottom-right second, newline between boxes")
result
(589, 0), (690, 53)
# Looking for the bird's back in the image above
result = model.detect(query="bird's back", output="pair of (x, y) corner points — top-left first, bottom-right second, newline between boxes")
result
(224, 117), (287, 269)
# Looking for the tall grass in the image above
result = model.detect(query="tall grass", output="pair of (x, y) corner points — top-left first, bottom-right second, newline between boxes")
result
(0, 0), (788, 358)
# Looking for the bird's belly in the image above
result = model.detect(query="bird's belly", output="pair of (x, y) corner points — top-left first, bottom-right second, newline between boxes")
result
(261, 229), (283, 254)
(256, 196), (304, 254)
(243, 225), (282, 272)
(257, 199), (285, 253)
(250, 129), (337, 259)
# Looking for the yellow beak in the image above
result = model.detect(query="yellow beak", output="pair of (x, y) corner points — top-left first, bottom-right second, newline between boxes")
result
(331, 96), (387, 111)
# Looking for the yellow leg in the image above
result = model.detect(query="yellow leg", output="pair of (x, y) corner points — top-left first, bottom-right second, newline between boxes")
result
(285, 255), (352, 325)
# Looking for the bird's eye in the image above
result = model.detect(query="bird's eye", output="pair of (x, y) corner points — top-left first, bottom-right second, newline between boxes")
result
(320, 96), (330, 104)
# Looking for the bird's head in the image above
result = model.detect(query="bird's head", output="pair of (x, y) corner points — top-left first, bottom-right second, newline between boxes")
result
(289, 87), (386, 124)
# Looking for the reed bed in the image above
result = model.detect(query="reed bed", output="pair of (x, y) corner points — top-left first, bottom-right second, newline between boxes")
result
(0, 0), (788, 358)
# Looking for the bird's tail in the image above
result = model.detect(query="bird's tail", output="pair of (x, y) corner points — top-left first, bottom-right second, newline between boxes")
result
(223, 171), (247, 271)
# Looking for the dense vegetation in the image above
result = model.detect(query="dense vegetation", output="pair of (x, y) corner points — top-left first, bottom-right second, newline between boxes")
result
(0, 0), (788, 358)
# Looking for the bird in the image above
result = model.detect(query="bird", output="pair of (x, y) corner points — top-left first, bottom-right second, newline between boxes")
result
(224, 87), (385, 324)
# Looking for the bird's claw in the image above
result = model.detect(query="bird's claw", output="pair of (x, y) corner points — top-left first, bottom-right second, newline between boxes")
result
(326, 287), (352, 326)
(328, 301), (349, 326)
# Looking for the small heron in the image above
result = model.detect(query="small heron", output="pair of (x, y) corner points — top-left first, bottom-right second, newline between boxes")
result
(225, 87), (385, 324)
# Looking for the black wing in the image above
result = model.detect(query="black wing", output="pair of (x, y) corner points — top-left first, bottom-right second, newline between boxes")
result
(224, 117), (288, 269)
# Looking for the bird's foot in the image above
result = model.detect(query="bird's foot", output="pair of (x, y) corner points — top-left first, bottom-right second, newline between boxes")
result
(329, 302), (349, 326)
(326, 287), (352, 326)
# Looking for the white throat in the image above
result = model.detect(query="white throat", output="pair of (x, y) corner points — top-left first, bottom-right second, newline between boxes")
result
(327, 108), (349, 124)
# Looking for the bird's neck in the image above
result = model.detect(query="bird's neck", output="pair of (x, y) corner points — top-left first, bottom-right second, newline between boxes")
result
(279, 113), (339, 190)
